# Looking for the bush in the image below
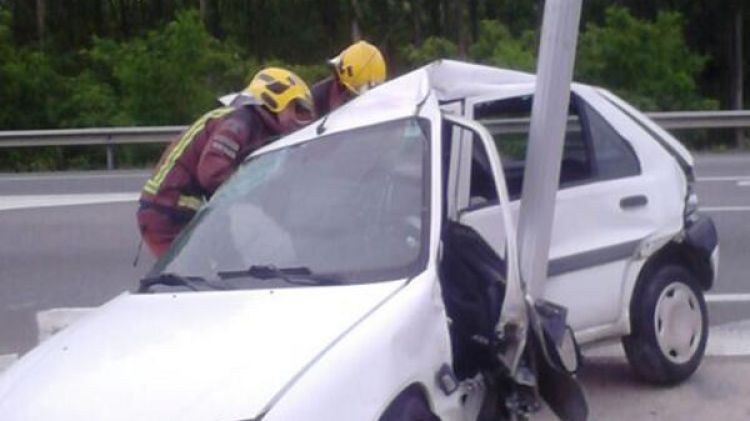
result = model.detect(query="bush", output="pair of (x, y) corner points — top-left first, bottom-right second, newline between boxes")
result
(401, 37), (459, 68)
(0, 10), (67, 130)
(576, 6), (717, 111)
(86, 10), (250, 126)
(469, 20), (536, 72)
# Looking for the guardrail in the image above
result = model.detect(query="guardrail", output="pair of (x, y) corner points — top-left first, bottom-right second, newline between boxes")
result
(0, 126), (185, 170)
(1, 111), (749, 170)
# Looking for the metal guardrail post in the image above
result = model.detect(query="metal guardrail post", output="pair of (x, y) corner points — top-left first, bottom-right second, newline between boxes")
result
(737, 128), (746, 150)
(105, 134), (114, 170)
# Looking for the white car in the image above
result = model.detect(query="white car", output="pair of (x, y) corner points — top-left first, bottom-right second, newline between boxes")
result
(0, 60), (715, 420)
(433, 61), (718, 384)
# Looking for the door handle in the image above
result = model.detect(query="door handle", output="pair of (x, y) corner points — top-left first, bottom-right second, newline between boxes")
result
(620, 195), (648, 209)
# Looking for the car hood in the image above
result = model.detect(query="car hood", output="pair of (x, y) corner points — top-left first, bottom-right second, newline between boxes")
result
(0, 280), (405, 421)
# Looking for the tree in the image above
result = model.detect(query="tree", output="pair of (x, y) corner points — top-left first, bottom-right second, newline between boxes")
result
(729, 1), (745, 147)
(86, 10), (249, 126)
(469, 20), (536, 72)
(576, 6), (717, 111)
(400, 36), (458, 67)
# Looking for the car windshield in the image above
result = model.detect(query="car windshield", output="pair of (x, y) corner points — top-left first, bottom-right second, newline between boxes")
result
(149, 118), (431, 288)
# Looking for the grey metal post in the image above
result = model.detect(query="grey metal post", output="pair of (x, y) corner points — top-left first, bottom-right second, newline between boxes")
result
(732, 6), (745, 149)
(517, 0), (582, 299)
(106, 135), (114, 170)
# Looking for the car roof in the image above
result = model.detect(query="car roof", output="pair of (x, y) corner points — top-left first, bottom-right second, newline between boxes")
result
(251, 60), (692, 169)
(424, 59), (536, 101)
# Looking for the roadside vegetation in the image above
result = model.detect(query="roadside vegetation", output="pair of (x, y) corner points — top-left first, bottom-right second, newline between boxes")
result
(0, 1), (746, 171)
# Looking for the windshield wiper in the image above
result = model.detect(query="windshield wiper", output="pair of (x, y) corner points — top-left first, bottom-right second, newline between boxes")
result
(138, 273), (229, 293)
(217, 265), (344, 286)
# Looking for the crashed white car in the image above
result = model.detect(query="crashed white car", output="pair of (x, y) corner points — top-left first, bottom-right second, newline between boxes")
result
(441, 62), (719, 384)
(0, 60), (716, 420)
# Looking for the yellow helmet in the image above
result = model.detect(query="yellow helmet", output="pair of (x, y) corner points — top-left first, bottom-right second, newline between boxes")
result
(245, 67), (314, 114)
(330, 41), (386, 95)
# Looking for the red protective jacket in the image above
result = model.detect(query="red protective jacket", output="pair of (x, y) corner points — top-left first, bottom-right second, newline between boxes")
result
(140, 105), (279, 211)
(137, 105), (280, 257)
(311, 76), (353, 117)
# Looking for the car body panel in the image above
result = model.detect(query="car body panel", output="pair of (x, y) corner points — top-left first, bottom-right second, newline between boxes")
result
(457, 81), (690, 340)
(0, 282), (405, 421)
(263, 270), (471, 421)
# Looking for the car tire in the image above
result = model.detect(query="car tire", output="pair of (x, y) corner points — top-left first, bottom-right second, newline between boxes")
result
(622, 264), (708, 385)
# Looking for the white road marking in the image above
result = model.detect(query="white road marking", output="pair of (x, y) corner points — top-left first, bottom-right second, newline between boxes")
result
(0, 192), (139, 211)
(0, 172), (150, 182)
(738, 180), (750, 187)
(700, 206), (750, 212)
(706, 293), (750, 303)
(584, 319), (750, 358)
(705, 319), (750, 357)
(697, 176), (750, 182)
(0, 354), (18, 373)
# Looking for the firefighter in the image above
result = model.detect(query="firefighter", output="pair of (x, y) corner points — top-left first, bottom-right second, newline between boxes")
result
(137, 67), (314, 257)
(312, 40), (387, 116)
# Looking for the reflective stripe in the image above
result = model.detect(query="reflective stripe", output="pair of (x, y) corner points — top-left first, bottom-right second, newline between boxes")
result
(211, 142), (238, 160)
(213, 134), (240, 152)
(177, 195), (203, 211)
(144, 107), (235, 195)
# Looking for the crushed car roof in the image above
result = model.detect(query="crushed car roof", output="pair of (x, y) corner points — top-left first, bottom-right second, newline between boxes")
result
(256, 60), (537, 151)
(423, 59), (535, 101)
(251, 59), (692, 168)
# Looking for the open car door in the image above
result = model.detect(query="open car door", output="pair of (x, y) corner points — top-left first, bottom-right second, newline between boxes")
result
(441, 113), (588, 421)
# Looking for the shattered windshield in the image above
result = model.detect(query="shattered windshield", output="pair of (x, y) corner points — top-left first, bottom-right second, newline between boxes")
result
(150, 118), (431, 288)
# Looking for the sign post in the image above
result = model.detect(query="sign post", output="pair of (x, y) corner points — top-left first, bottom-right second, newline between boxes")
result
(517, 0), (583, 299)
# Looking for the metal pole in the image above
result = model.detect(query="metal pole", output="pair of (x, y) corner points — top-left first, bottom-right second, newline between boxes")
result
(106, 135), (114, 170)
(732, 6), (745, 149)
(516, 0), (582, 299)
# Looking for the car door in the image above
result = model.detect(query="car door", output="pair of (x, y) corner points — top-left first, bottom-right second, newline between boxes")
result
(463, 89), (660, 334)
(442, 113), (528, 376)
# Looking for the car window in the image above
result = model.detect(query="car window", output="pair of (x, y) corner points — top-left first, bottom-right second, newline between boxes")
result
(475, 94), (593, 200)
(582, 102), (641, 180)
(153, 118), (431, 286)
(469, 133), (499, 208)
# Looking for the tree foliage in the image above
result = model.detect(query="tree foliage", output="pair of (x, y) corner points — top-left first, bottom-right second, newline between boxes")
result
(86, 10), (248, 126)
(401, 36), (458, 67)
(576, 6), (717, 111)
(0, 0), (745, 170)
(469, 20), (536, 72)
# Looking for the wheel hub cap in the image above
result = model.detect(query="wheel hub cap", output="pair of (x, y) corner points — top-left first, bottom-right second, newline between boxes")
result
(654, 282), (703, 364)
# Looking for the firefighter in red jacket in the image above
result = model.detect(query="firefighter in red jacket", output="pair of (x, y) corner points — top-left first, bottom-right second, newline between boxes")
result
(137, 67), (314, 257)
(312, 40), (387, 116)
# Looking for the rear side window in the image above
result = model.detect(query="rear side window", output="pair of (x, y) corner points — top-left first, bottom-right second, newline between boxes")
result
(583, 103), (641, 180)
(475, 94), (593, 199)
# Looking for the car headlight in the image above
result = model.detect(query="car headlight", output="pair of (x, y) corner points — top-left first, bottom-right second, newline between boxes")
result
(684, 182), (699, 222)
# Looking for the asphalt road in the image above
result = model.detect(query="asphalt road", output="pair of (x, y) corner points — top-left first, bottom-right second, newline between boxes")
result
(0, 154), (749, 357)
(692, 154), (750, 328)
(0, 171), (153, 354)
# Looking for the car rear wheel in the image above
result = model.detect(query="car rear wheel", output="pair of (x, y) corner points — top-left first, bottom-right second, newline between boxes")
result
(622, 264), (708, 385)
